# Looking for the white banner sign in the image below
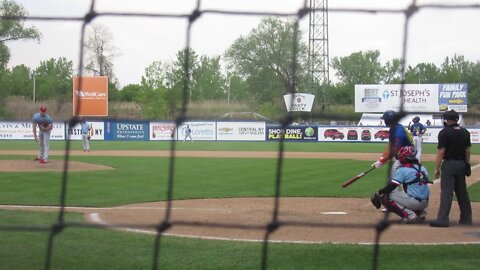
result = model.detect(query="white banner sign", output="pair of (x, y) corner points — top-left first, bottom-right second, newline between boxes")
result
(469, 128), (480, 144)
(150, 122), (176, 141)
(355, 84), (468, 113)
(66, 121), (105, 140)
(0, 121), (65, 140)
(318, 127), (391, 142)
(217, 122), (266, 141)
(418, 128), (441, 143)
(283, 93), (315, 112)
(317, 126), (480, 144)
(178, 122), (216, 141)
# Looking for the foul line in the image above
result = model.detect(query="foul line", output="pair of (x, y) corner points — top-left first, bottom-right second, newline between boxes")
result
(321, 212), (347, 215)
(0, 205), (230, 212)
(88, 213), (480, 246)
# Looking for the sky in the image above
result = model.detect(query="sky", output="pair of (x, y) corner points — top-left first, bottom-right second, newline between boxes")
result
(7, 0), (480, 87)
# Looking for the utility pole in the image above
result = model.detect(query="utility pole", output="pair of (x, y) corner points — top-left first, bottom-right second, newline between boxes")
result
(415, 67), (421, 84)
(33, 72), (36, 103)
(227, 77), (231, 105)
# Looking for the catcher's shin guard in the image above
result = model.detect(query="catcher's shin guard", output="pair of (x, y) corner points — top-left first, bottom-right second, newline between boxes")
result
(380, 195), (409, 218)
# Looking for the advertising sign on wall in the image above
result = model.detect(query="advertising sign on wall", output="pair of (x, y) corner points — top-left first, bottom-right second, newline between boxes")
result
(104, 121), (149, 141)
(418, 128), (441, 144)
(150, 122), (176, 141)
(355, 84), (468, 113)
(469, 128), (480, 144)
(0, 121), (65, 140)
(438, 83), (468, 112)
(66, 121), (105, 140)
(72, 76), (109, 116)
(178, 122), (216, 141)
(217, 122), (266, 141)
(283, 93), (315, 112)
(266, 126), (318, 141)
(318, 127), (392, 143)
(316, 126), (449, 143)
(1, 121), (479, 144)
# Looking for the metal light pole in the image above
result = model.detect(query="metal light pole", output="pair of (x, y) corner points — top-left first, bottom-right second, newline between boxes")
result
(32, 72), (36, 103)
(415, 67), (421, 84)
(227, 77), (231, 105)
(308, 0), (329, 111)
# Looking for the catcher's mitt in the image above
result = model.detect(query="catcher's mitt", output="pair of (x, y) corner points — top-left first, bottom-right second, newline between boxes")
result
(87, 135), (91, 140)
(39, 122), (50, 131)
(371, 192), (382, 209)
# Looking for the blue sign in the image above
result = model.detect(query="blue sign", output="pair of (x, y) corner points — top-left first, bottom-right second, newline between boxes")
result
(104, 121), (149, 141)
(438, 83), (468, 112)
(266, 126), (318, 141)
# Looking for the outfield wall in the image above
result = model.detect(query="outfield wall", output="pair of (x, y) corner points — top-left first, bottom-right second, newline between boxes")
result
(1, 120), (479, 143)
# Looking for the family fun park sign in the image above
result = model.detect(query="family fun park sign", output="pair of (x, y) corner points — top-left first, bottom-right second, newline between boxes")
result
(354, 83), (468, 113)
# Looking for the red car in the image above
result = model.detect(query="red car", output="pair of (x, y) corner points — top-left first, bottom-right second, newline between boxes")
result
(324, 129), (344, 140)
(347, 130), (358, 140)
(374, 130), (390, 140)
(361, 130), (371, 141)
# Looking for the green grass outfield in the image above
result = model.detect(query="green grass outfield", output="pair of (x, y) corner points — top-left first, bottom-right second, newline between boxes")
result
(1, 141), (479, 269)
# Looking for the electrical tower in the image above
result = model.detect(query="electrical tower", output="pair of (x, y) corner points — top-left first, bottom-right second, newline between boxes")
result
(308, 0), (329, 109)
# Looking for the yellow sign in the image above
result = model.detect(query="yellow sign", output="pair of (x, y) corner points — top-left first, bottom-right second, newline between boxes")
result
(448, 99), (464, 104)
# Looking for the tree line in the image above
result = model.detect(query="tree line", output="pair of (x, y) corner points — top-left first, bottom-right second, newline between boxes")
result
(1, 0), (480, 120)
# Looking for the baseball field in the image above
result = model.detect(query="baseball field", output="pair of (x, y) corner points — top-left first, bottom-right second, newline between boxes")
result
(1, 140), (480, 269)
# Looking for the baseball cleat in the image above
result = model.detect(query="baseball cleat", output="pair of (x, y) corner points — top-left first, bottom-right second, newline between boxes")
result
(429, 220), (449, 227)
(402, 213), (421, 224)
(39, 159), (48, 164)
(416, 210), (427, 222)
(459, 219), (472, 225)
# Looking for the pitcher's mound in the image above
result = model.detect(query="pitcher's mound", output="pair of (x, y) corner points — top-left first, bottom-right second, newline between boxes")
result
(0, 160), (113, 172)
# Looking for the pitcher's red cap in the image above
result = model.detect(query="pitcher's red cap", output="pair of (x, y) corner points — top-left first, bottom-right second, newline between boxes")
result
(40, 106), (47, 112)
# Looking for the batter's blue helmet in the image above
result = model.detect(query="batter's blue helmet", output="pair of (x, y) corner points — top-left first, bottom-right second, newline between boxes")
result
(381, 110), (397, 126)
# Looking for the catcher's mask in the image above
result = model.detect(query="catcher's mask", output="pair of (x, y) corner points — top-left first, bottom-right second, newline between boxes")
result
(397, 146), (417, 164)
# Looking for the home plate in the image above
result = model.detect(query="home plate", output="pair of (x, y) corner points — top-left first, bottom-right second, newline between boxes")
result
(321, 211), (347, 215)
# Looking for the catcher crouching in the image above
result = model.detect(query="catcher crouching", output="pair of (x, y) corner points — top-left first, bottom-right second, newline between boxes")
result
(371, 146), (432, 224)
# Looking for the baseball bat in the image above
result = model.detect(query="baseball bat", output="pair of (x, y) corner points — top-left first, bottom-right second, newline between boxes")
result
(341, 166), (376, 188)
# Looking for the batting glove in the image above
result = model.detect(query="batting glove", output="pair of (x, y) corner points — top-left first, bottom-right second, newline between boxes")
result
(371, 160), (386, 169)
(371, 154), (389, 169)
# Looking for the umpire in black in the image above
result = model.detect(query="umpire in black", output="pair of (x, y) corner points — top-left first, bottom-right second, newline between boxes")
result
(430, 110), (472, 227)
